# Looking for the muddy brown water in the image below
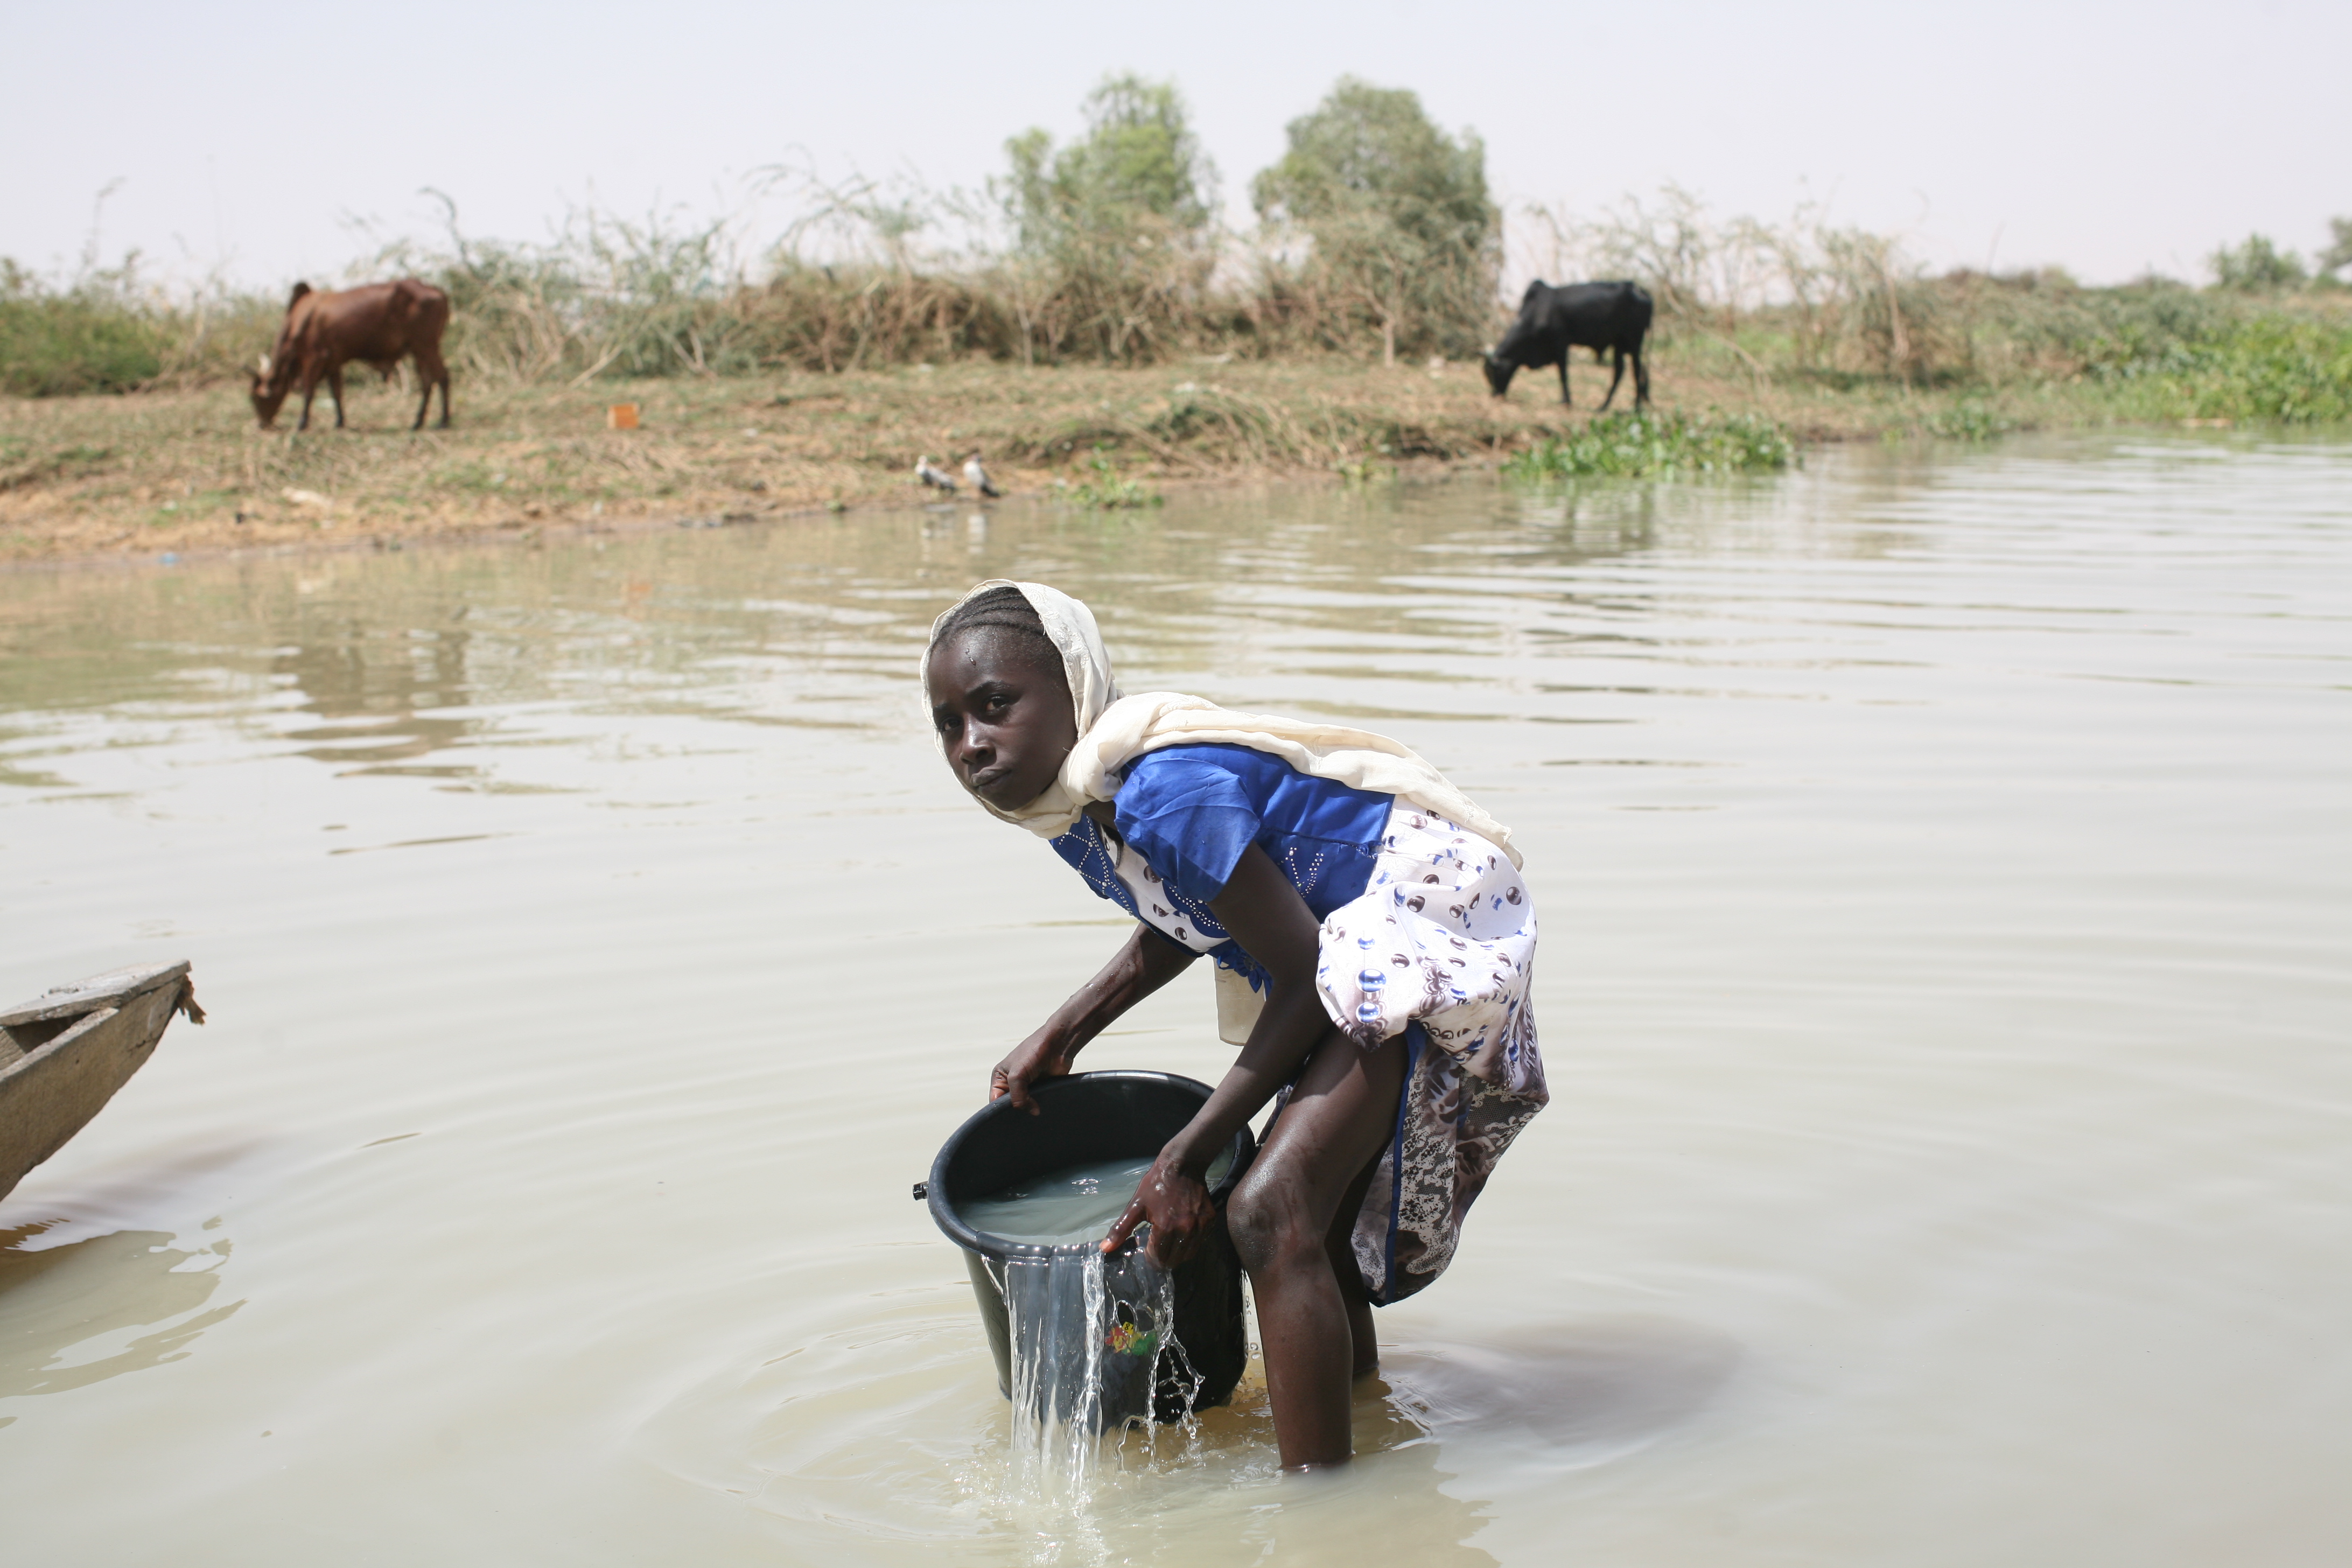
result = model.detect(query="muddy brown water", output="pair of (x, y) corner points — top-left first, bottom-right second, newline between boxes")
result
(2, 435), (2347, 1564)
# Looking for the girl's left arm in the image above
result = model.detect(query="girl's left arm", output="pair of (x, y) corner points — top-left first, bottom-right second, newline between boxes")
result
(1101, 843), (1335, 1264)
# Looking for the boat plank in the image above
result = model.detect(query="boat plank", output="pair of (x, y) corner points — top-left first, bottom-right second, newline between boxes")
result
(0, 961), (189, 1028)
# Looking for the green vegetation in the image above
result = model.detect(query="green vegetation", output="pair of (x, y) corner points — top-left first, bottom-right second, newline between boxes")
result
(2, 254), (284, 395)
(1916, 398), (2015, 442)
(2089, 312), (2352, 423)
(1058, 447), (1164, 509)
(2210, 234), (2308, 291)
(2321, 219), (2352, 283)
(1000, 75), (1217, 363)
(1, 260), (165, 394)
(1251, 78), (1500, 363)
(1006, 77), (1215, 244)
(1503, 410), (1795, 479)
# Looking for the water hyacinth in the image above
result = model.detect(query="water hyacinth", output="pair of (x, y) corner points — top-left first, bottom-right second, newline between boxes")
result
(1056, 447), (1164, 509)
(2099, 316), (2352, 424)
(1502, 409), (1797, 480)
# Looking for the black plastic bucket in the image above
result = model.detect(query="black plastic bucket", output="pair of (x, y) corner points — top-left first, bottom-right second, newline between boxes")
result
(923, 1071), (1255, 1427)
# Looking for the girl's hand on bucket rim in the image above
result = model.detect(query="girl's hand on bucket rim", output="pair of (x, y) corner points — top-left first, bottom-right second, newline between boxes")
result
(1101, 1153), (1215, 1269)
(990, 1028), (1074, 1114)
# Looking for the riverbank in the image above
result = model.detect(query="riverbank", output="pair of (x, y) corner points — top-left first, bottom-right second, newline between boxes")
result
(0, 356), (2216, 565)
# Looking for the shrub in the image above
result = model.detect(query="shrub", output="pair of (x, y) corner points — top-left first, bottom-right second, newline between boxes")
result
(2210, 234), (2308, 292)
(1058, 447), (1163, 508)
(1921, 398), (2015, 441)
(2147, 316), (2352, 422)
(0, 257), (282, 396)
(0, 259), (167, 395)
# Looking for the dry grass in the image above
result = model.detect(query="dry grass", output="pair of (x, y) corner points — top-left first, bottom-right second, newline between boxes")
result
(0, 355), (2129, 565)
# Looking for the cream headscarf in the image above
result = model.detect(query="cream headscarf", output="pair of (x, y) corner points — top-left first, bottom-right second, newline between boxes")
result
(923, 579), (1521, 868)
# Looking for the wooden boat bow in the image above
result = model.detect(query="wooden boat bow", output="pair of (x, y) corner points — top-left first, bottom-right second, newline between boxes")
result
(1, 961), (202, 1205)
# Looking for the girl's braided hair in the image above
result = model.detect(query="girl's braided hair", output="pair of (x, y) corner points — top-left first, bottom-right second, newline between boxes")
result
(930, 584), (1059, 670)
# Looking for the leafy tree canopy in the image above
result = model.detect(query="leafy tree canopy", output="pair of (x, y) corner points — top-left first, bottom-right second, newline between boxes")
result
(1248, 77), (1499, 360)
(1005, 74), (1215, 252)
(2210, 233), (2308, 291)
(2318, 218), (2352, 281)
(1250, 77), (1495, 254)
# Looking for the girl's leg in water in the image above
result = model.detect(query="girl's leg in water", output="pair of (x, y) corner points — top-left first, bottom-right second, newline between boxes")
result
(1328, 1146), (1385, 1379)
(1227, 1026), (1406, 1469)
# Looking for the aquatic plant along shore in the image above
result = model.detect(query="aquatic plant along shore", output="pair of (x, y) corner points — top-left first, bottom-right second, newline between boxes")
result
(1503, 409), (1798, 478)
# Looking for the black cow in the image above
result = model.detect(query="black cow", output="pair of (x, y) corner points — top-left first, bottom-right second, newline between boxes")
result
(1484, 280), (1653, 409)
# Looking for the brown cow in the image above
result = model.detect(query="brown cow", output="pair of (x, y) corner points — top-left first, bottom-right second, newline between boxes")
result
(250, 278), (452, 431)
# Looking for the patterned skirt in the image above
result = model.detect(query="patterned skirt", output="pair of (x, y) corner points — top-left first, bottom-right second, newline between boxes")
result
(1312, 807), (1546, 1305)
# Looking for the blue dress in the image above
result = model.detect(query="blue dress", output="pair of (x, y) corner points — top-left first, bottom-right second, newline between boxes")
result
(1049, 743), (1547, 1305)
(1052, 743), (1392, 996)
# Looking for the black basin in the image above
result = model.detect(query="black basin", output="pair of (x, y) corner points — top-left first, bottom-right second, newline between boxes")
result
(924, 1070), (1255, 1426)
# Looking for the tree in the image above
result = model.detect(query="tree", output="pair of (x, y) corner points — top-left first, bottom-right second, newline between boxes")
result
(999, 74), (1217, 361)
(1006, 75), (1214, 247)
(2318, 217), (2352, 282)
(1250, 78), (1499, 362)
(2209, 233), (2307, 291)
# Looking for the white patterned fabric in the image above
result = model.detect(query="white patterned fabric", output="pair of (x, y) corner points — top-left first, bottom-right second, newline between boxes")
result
(1313, 806), (1547, 1303)
(1317, 806), (1542, 1090)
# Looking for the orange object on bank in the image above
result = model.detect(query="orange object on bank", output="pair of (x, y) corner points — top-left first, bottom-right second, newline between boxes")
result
(607, 403), (640, 430)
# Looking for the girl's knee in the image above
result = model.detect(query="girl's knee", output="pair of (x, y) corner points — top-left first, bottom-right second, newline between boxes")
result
(1228, 1179), (1322, 1276)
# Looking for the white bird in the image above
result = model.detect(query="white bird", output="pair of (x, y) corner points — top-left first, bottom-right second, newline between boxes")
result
(914, 455), (958, 494)
(963, 452), (1002, 499)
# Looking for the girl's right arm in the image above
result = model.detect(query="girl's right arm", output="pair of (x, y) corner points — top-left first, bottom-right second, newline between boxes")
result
(992, 926), (1198, 1110)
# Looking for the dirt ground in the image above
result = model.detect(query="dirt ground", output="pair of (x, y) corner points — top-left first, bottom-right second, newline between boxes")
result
(0, 355), (2115, 566)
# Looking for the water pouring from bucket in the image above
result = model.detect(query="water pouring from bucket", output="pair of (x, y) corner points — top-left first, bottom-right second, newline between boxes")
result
(923, 1070), (1255, 1481)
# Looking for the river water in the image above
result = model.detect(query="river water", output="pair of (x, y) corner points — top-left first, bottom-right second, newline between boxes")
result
(2, 433), (2346, 1565)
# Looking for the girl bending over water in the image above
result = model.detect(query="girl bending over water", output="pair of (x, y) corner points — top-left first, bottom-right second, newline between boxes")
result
(924, 581), (1547, 1469)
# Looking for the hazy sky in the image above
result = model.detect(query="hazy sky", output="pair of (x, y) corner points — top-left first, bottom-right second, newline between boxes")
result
(8, 0), (2345, 292)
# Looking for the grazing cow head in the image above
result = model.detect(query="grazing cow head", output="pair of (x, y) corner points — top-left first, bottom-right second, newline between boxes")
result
(1482, 353), (1517, 397)
(248, 284), (316, 429)
(248, 354), (291, 429)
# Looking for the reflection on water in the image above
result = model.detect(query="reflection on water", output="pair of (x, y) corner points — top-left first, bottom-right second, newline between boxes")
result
(1385, 1318), (1741, 1464)
(0, 1222), (239, 1401)
(0, 432), (2347, 1564)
